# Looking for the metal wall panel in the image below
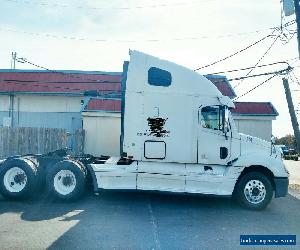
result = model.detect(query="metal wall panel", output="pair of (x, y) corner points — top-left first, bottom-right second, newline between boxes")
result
(83, 113), (121, 157)
(0, 95), (9, 111)
(0, 111), (82, 132)
(235, 119), (272, 141)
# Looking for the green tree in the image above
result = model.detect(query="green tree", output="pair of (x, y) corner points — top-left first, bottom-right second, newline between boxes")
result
(275, 134), (297, 148)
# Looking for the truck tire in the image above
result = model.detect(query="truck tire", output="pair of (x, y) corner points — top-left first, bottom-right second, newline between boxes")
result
(235, 171), (273, 210)
(0, 158), (39, 200)
(46, 160), (87, 201)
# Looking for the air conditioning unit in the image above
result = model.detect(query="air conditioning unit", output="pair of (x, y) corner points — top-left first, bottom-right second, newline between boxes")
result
(283, 0), (295, 16)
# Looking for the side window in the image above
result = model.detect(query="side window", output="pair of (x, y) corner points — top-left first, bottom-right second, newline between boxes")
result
(148, 67), (172, 87)
(201, 106), (224, 130)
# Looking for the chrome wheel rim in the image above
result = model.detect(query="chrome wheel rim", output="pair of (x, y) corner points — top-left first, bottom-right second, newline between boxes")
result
(54, 170), (76, 195)
(244, 179), (266, 204)
(3, 167), (27, 193)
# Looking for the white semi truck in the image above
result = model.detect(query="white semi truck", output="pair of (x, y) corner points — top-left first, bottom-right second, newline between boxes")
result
(0, 51), (289, 210)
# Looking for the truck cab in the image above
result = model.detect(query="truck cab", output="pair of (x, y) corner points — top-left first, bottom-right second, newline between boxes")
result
(0, 50), (289, 210)
(89, 51), (289, 210)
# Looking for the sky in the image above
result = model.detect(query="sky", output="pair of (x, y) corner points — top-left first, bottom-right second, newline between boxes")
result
(0, 0), (299, 138)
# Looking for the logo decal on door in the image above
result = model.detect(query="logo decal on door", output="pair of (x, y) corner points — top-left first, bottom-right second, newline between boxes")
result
(146, 117), (170, 137)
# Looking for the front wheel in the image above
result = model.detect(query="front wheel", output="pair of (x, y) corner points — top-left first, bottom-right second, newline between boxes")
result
(46, 160), (87, 201)
(235, 172), (273, 210)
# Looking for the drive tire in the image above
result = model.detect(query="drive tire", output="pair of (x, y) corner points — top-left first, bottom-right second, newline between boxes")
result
(46, 160), (87, 201)
(235, 171), (273, 210)
(0, 158), (39, 200)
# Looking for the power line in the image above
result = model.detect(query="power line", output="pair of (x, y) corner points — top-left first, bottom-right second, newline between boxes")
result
(279, 30), (297, 44)
(279, 18), (296, 29)
(0, 27), (274, 43)
(206, 61), (290, 75)
(288, 73), (300, 93)
(228, 67), (291, 81)
(194, 21), (296, 71)
(279, 8), (297, 44)
(2, 0), (216, 10)
(15, 57), (119, 84)
(0, 19), (295, 44)
(194, 34), (272, 71)
(234, 74), (277, 100)
(285, 57), (300, 62)
(233, 33), (280, 89)
(233, 62), (293, 100)
(291, 71), (300, 86)
(289, 74), (300, 94)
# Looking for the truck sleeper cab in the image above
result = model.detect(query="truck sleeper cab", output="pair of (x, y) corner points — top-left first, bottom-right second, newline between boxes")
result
(0, 51), (289, 210)
(89, 51), (288, 210)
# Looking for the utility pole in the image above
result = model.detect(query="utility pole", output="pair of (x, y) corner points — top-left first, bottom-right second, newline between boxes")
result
(11, 52), (17, 70)
(295, 0), (300, 58)
(282, 77), (300, 152)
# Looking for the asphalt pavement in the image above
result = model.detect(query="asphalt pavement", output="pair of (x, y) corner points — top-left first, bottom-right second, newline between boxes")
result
(0, 189), (299, 250)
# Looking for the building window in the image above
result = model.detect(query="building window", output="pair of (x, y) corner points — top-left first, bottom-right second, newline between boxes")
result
(148, 67), (172, 87)
(201, 106), (224, 130)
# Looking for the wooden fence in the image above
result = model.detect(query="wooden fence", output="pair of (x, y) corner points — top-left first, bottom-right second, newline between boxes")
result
(0, 127), (85, 158)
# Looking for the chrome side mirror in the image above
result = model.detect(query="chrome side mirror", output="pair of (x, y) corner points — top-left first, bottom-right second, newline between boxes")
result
(223, 107), (230, 139)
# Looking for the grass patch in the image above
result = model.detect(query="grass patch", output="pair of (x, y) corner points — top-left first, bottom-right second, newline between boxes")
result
(283, 155), (299, 161)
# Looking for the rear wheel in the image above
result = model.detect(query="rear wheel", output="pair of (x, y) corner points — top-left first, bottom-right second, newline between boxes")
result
(235, 172), (273, 210)
(46, 160), (87, 201)
(0, 158), (39, 199)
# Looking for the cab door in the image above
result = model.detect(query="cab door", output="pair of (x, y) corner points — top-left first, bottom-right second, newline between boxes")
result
(197, 105), (231, 165)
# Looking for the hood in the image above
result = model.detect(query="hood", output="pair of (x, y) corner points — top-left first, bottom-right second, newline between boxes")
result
(239, 133), (272, 155)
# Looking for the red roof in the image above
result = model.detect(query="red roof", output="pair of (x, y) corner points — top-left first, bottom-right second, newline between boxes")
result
(0, 70), (235, 97)
(86, 99), (121, 112)
(231, 102), (278, 116)
(0, 70), (277, 116)
(0, 70), (121, 94)
(207, 75), (236, 98)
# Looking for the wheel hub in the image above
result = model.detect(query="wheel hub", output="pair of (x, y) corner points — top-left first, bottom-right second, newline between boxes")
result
(14, 173), (26, 184)
(62, 176), (73, 186)
(53, 170), (76, 195)
(3, 167), (27, 193)
(252, 187), (260, 196)
(244, 179), (266, 204)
